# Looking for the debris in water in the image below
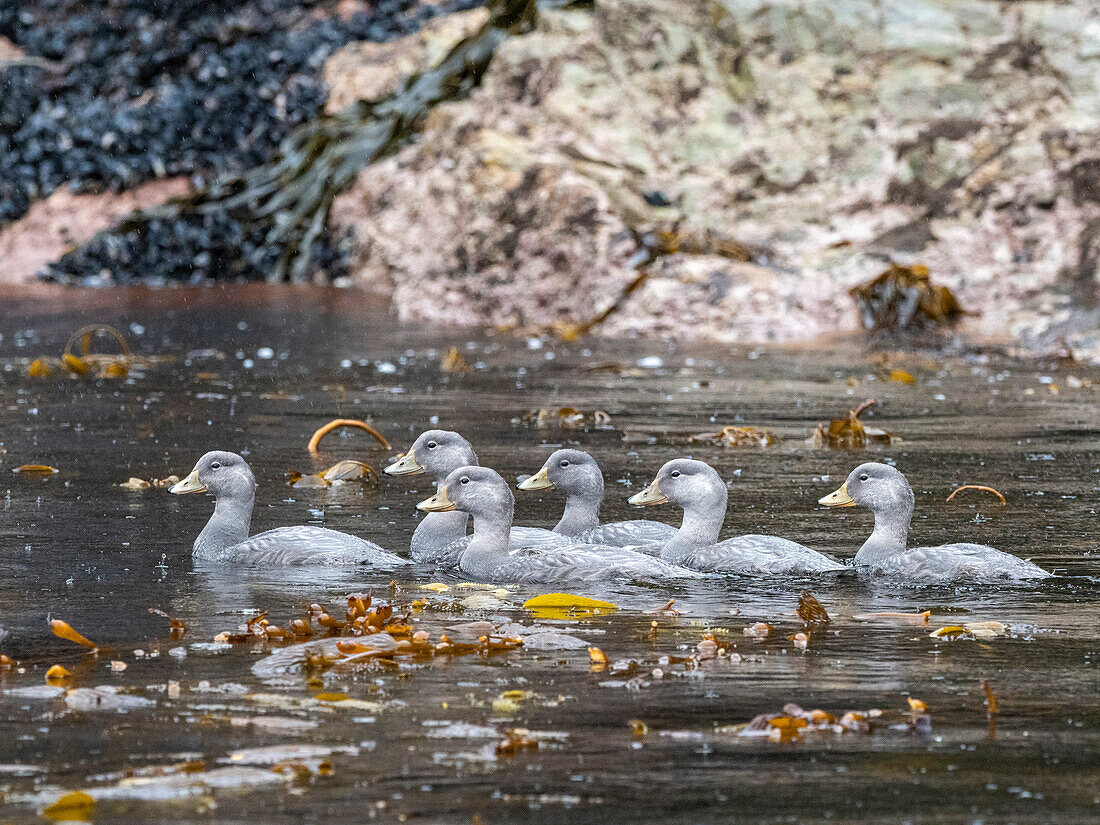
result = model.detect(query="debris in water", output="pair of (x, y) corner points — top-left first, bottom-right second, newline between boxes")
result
(852, 610), (931, 625)
(441, 347), (473, 374)
(929, 621), (1007, 640)
(45, 664), (72, 683)
(888, 369), (917, 385)
(307, 418), (390, 453)
(321, 459), (377, 484)
(14, 465), (59, 475)
(148, 608), (188, 638)
(50, 618), (100, 650)
(946, 484), (1007, 504)
(522, 593), (618, 619)
(811, 398), (895, 448)
(42, 790), (96, 822)
(120, 477), (151, 490)
(514, 408), (613, 430)
(797, 592), (831, 628)
(690, 426), (778, 448)
(850, 263), (969, 334)
(742, 622), (772, 640)
(982, 680), (998, 716)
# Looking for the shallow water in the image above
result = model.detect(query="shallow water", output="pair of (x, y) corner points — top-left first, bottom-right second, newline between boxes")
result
(1, 286), (1098, 823)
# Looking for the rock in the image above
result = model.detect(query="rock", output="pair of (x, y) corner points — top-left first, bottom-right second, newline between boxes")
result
(329, 0), (1100, 353)
(0, 179), (190, 284)
(324, 9), (490, 111)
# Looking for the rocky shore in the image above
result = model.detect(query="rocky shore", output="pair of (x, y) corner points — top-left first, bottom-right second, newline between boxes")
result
(2, 0), (1098, 356)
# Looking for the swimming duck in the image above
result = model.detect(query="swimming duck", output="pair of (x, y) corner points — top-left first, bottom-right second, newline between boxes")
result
(417, 465), (699, 583)
(518, 448), (677, 546)
(170, 451), (406, 567)
(818, 462), (1050, 580)
(629, 459), (844, 574)
(384, 429), (574, 564)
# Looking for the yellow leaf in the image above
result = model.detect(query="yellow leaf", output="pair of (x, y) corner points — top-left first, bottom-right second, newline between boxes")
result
(28, 358), (52, 378)
(522, 593), (618, 611)
(45, 664), (71, 682)
(62, 353), (90, 376)
(50, 618), (99, 649)
(420, 583), (451, 592)
(492, 690), (533, 713)
(43, 791), (96, 822)
(907, 697), (927, 712)
(313, 692), (350, 702)
(889, 369), (916, 385)
(929, 625), (968, 639)
(14, 464), (59, 475)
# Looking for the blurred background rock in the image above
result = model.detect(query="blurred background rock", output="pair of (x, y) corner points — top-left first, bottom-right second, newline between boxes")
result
(1, 0), (1098, 357)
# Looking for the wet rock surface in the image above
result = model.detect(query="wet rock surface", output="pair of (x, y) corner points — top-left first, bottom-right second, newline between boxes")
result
(331, 0), (1100, 353)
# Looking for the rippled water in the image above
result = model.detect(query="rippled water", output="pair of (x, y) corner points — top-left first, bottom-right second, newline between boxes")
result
(1, 286), (1097, 823)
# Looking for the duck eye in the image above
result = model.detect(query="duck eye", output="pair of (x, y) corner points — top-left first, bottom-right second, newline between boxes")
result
(859, 474), (869, 482)
(459, 476), (470, 485)
(211, 462), (221, 469)
(427, 441), (437, 449)
(670, 470), (681, 478)
(559, 460), (569, 467)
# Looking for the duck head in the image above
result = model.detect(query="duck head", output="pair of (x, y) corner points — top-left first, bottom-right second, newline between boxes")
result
(629, 458), (724, 508)
(819, 462), (913, 514)
(417, 465), (514, 521)
(518, 448), (603, 498)
(169, 451), (257, 500)
(384, 429), (477, 480)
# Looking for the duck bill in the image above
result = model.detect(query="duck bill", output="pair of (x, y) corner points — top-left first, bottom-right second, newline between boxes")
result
(417, 485), (456, 512)
(517, 467), (554, 492)
(168, 470), (207, 495)
(818, 481), (856, 507)
(628, 479), (668, 507)
(384, 449), (424, 476)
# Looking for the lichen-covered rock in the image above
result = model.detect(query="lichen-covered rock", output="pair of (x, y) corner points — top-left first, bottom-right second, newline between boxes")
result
(331, 0), (1100, 352)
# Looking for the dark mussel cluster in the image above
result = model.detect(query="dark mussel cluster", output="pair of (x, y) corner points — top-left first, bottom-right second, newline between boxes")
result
(0, 0), (478, 283)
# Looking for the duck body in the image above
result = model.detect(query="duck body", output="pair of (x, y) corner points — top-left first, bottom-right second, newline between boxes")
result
(629, 458), (844, 575)
(419, 466), (700, 583)
(171, 451), (406, 568)
(819, 462), (1050, 581)
(518, 449), (677, 549)
(386, 430), (578, 564)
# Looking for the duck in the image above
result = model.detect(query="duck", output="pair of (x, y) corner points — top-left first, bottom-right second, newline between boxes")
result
(818, 462), (1050, 580)
(518, 448), (677, 546)
(384, 429), (576, 564)
(628, 458), (844, 574)
(169, 451), (407, 567)
(417, 465), (700, 583)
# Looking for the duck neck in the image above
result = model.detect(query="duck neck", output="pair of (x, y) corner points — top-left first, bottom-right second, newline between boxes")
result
(459, 507), (514, 579)
(855, 501), (912, 565)
(411, 477), (470, 559)
(554, 492), (601, 537)
(661, 488), (726, 564)
(194, 492), (253, 559)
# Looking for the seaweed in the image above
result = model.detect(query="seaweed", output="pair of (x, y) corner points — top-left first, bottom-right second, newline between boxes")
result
(850, 263), (969, 335)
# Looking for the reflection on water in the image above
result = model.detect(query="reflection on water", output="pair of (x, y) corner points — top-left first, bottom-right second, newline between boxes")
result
(1, 286), (1098, 823)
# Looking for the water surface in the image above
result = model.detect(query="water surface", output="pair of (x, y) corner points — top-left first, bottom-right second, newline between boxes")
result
(1, 286), (1097, 823)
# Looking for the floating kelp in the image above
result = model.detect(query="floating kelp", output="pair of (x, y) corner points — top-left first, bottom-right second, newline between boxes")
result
(307, 418), (390, 453)
(46, 0), (540, 284)
(796, 592), (830, 628)
(811, 398), (895, 448)
(728, 699), (929, 742)
(690, 426), (778, 448)
(513, 407), (612, 430)
(850, 263), (969, 334)
(441, 347), (473, 374)
(946, 484), (1006, 504)
(26, 324), (150, 379)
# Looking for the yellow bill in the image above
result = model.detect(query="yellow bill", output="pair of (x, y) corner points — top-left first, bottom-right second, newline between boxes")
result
(168, 469), (206, 495)
(384, 449), (424, 476)
(417, 485), (456, 512)
(517, 467), (553, 491)
(818, 481), (856, 507)
(628, 479), (668, 506)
